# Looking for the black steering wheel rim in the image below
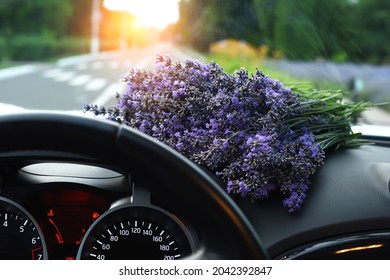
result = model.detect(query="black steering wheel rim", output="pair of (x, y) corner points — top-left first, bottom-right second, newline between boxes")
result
(0, 111), (268, 259)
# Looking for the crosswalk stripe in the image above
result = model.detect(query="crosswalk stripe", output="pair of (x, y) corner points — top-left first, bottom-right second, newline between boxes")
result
(91, 82), (126, 106)
(91, 61), (104, 70)
(76, 63), (88, 70)
(69, 74), (91, 86)
(42, 68), (63, 78)
(85, 78), (108, 91)
(54, 71), (75, 82)
(109, 61), (119, 69)
(41, 59), (132, 93)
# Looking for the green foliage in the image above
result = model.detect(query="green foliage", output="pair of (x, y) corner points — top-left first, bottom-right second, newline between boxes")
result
(253, 0), (276, 47)
(273, 0), (320, 59)
(0, 0), (72, 38)
(56, 37), (90, 57)
(9, 35), (89, 61)
(178, 0), (260, 52)
(0, 37), (7, 61)
(288, 86), (373, 150)
(66, 0), (93, 37)
(0, 0), (388, 64)
(208, 52), (309, 85)
(9, 35), (57, 61)
(0, 0), (92, 61)
(179, 0), (390, 64)
(348, 0), (390, 64)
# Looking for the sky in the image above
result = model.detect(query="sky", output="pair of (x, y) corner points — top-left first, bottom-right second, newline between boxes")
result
(103, 0), (181, 30)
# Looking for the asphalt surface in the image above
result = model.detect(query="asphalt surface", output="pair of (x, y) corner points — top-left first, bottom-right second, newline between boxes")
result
(0, 42), (203, 111)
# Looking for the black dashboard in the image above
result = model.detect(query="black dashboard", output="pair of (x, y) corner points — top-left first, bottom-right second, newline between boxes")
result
(237, 143), (390, 259)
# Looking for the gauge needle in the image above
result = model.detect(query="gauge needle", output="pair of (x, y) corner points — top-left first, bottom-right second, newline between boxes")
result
(76, 228), (87, 245)
(48, 218), (64, 244)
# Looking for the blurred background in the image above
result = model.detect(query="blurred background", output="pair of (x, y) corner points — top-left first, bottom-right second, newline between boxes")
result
(0, 0), (389, 122)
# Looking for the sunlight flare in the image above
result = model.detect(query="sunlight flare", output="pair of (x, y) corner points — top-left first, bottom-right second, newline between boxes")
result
(103, 0), (180, 30)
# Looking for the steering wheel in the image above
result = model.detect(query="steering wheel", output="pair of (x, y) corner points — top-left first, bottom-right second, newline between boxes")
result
(0, 112), (268, 259)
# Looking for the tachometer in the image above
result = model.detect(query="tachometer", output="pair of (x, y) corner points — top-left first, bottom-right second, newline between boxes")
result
(0, 197), (47, 260)
(77, 205), (194, 260)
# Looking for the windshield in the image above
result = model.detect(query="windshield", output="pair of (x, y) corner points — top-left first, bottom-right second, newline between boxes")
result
(0, 0), (389, 125)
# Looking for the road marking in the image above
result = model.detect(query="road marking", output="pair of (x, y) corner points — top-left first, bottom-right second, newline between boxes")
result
(0, 65), (38, 81)
(69, 74), (91, 86)
(76, 63), (88, 70)
(42, 68), (63, 78)
(85, 78), (108, 91)
(91, 82), (126, 105)
(109, 61), (119, 69)
(91, 61), (104, 70)
(89, 58), (147, 106)
(54, 71), (75, 82)
(56, 51), (120, 67)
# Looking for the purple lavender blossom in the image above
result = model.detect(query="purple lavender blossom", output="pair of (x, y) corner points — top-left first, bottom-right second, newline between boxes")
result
(84, 55), (369, 212)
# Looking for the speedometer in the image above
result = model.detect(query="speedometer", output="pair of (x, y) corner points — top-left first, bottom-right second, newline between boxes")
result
(77, 205), (195, 260)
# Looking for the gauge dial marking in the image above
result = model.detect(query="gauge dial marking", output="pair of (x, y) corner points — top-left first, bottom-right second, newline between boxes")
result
(0, 198), (47, 260)
(77, 206), (193, 260)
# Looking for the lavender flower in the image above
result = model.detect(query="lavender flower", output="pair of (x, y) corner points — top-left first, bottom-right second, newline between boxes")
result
(84, 55), (371, 213)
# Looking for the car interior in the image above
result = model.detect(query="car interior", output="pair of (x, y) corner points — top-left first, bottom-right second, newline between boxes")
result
(1, 0), (389, 261)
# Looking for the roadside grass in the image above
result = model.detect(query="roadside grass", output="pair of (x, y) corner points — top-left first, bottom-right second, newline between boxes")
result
(207, 53), (390, 115)
(207, 53), (312, 86)
(207, 53), (352, 94)
(207, 53), (360, 104)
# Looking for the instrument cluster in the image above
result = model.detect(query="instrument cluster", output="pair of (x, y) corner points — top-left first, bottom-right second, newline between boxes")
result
(0, 162), (197, 260)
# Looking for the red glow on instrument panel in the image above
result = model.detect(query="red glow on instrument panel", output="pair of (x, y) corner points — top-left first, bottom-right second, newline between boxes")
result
(31, 247), (42, 260)
(47, 209), (54, 217)
(48, 218), (64, 244)
(92, 212), (100, 220)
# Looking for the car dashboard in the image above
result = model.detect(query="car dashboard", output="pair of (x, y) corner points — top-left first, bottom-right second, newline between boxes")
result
(237, 142), (390, 259)
(1, 114), (390, 260)
(0, 161), (199, 260)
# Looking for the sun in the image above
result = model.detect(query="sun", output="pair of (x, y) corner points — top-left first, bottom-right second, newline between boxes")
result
(103, 0), (180, 30)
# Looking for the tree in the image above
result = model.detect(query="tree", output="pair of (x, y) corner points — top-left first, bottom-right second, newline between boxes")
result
(0, 0), (72, 38)
(66, 0), (94, 38)
(253, 0), (276, 47)
(348, 0), (390, 63)
(266, 0), (353, 60)
(178, 0), (260, 52)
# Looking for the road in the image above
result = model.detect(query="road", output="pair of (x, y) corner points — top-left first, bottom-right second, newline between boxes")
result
(263, 59), (390, 125)
(0, 42), (204, 112)
(264, 59), (390, 102)
(0, 44), (388, 124)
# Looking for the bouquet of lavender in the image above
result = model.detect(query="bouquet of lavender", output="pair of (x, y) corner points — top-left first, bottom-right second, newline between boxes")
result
(85, 55), (370, 212)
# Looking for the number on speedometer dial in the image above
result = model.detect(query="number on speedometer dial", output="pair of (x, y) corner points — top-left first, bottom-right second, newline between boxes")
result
(0, 197), (47, 260)
(77, 206), (194, 260)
